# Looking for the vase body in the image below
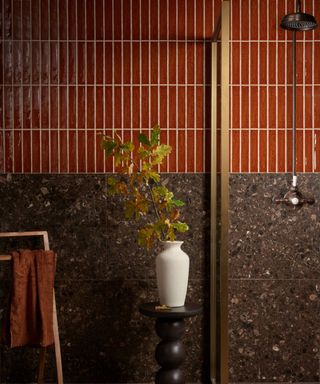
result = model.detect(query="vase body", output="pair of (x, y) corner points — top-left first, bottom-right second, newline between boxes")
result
(156, 241), (189, 307)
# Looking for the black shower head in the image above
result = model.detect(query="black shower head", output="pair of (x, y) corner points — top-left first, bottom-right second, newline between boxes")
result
(280, 0), (318, 31)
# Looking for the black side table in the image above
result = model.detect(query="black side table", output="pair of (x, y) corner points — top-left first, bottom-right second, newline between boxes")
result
(139, 302), (202, 384)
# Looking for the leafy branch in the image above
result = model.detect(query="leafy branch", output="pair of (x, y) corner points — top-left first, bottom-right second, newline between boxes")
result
(101, 125), (189, 249)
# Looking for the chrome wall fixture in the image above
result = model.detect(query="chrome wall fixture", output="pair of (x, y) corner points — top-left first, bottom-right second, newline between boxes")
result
(276, 0), (317, 206)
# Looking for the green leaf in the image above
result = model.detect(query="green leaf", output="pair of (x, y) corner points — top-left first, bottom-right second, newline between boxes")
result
(101, 140), (117, 156)
(138, 133), (151, 146)
(120, 141), (135, 152)
(151, 124), (160, 146)
(171, 199), (185, 207)
(171, 222), (189, 232)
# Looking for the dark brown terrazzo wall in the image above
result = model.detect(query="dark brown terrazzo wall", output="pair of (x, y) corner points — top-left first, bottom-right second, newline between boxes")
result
(0, 173), (210, 383)
(229, 174), (320, 383)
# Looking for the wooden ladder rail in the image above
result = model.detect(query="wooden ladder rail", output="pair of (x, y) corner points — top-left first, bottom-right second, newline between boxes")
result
(0, 231), (63, 384)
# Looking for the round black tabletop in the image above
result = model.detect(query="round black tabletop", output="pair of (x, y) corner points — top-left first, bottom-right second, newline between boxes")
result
(139, 302), (202, 319)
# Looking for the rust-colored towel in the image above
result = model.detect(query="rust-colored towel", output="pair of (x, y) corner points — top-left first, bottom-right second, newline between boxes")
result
(3, 249), (56, 348)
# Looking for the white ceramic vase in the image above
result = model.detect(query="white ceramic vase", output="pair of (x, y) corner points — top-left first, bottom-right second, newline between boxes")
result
(156, 241), (189, 307)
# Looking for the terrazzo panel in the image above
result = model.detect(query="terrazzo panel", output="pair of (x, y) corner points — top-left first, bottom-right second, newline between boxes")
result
(0, 173), (210, 383)
(229, 174), (320, 383)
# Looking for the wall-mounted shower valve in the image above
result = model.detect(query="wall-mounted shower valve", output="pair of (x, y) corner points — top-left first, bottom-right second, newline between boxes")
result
(275, 186), (315, 206)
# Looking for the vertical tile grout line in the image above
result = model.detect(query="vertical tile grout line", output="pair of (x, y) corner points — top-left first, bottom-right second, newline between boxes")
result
(284, 0), (287, 173)
(248, 0), (251, 173)
(266, 0), (269, 172)
(94, 0), (97, 173)
(67, 0), (70, 172)
(102, 0), (106, 173)
(84, 0), (88, 172)
(175, 0), (178, 173)
(185, 0), (187, 172)
(239, 0), (242, 173)
(2, 0), (5, 172)
(57, 0), (60, 173)
(21, 0), (24, 173)
(39, 0), (42, 172)
(130, 0), (133, 146)
(202, 0), (205, 173)
(230, 1), (233, 173)
(76, 0), (79, 172)
(112, 0), (115, 172)
(276, 0), (278, 173)
(193, 0), (196, 173)
(312, 0), (315, 171)
(257, 0), (260, 173)
(166, 0), (169, 172)
(303, 22), (306, 172)
(48, 0), (51, 172)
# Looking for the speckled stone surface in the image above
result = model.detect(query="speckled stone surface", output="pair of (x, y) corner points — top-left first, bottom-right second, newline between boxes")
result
(0, 173), (209, 383)
(229, 174), (320, 383)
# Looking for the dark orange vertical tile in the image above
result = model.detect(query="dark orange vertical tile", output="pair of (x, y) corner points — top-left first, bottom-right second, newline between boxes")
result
(41, 42), (49, 84)
(296, 43), (304, 85)
(168, 43), (176, 84)
(204, 0), (213, 38)
(23, 87), (31, 129)
(177, 44), (185, 84)
(40, 0), (49, 39)
(41, 86), (49, 129)
(31, 0), (40, 40)
(96, 86), (104, 130)
(96, 42), (104, 84)
(78, 86), (86, 129)
(59, 42), (68, 84)
(304, 0), (314, 40)
(22, 131), (31, 173)
(86, 0), (95, 40)
(305, 130), (313, 172)
(87, 86), (94, 129)
(159, 0), (167, 39)
(96, 131), (105, 173)
(13, 87), (22, 130)
(269, 44), (277, 85)
(241, 130), (249, 173)
(159, 86), (167, 129)
(250, 87), (258, 128)
(277, 130), (286, 172)
(77, 0), (86, 39)
(141, 86), (149, 128)
(196, 130), (204, 173)
(268, 0), (277, 40)
(250, 130), (258, 172)
(278, 43), (286, 84)
(58, 0), (67, 40)
(123, 87), (131, 129)
(22, 42), (31, 84)
(69, 42), (77, 84)
(132, 0), (140, 39)
(249, 43), (258, 84)
(105, 86), (112, 129)
(205, 85), (211, 130)
(259, 43), (268, 84)
(150, 86), (158, 125)
(69, 86), (76, 129)
(141, 42), (149, 83)
(196, 44), (204, 84)
(287, 130), (293, 172)
(140, 0), (149, 39)
(277, 0), (287, 40)
(314, 44), (320, 84)
(159, 43), (167, 84)
(41, 130), (49, 172)
(59, 131), (68, 173)
(114, 87), (122, 128)
(268, 130), (277, 172)
(241, 43), (249, 85)
(68, 0), (77, 39)
(187, 86), (194, 129)
(95, 0), (104, 39)
(132, 86), (141, 128)
(13, 41), (22, 83)
(123, 42), (131, 84)
(150, 0), (159, 39)
(231, 0), (239, 40)
(13, 0), (21, 40)
(259, 0), (268, 40)
(32, 87), (40, 128)
(231, 130), (239, 173)
(186, 130), (195, 173)
(50, 130), (59, 173)
(260, 86), (267, 129)
(305, 89), (313, 129)
(69, 130), (77, 173)
(268, 87), (277, 129)
(59, 86), (67, 129)
(0, 133), (4, 173)
(4, 131), (12, 173)
(168, 0), (176, 39)
(168, 130), (177, 172)
(22, 0), (31, 40)
(304, 42), (313, 84)
(168, 86), (176, 128)
(296, 86), (303, 129)
(296, 130), (304, 172)
(32, 130), (40, 172)
(50, 0), (58, 40)
(178, 87), (185, 128)
(195, 0), (203, 38)
(50, 87), (58, 129)
(196, 86), (204, 129)
(278, 86), (286, 129)
(250, 0), (259, 39)
(87, 43), (95, 84)
(150, 43), (159, 84)
(314, 87), (320, 129)
(178, 130), (186, 173)
(232, 87), (240, 129)
(78, 130), (86, 172)
(259, 130), (267, 172)
(241, 87), (249, 129)
(4, 42), (12, 84)
(105, 42), (113, 84)
(241, 0), (249, 40)
(50, 42), (58, 84)
(105, 0), (113, 39)
(13, 131), (22, 173)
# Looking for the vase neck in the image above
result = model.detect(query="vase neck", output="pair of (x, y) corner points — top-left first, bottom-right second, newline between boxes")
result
(162, 241), (183, 250)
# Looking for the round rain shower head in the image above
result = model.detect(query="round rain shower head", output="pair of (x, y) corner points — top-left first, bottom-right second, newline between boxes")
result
(280, 0), (318, 31)
(280, 12), (318, 31)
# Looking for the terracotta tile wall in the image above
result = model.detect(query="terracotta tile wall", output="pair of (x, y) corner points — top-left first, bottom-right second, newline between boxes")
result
(1, 0), (320, 173)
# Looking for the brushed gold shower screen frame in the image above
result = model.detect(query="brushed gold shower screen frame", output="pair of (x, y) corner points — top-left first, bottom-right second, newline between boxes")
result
(210, 1), (230, 383)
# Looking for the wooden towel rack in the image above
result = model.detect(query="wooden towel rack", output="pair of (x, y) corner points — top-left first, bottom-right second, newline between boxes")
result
(0, 231), (63, 384)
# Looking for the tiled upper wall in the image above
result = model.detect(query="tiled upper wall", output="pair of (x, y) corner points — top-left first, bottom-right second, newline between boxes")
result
(1, 0), (320, 173)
